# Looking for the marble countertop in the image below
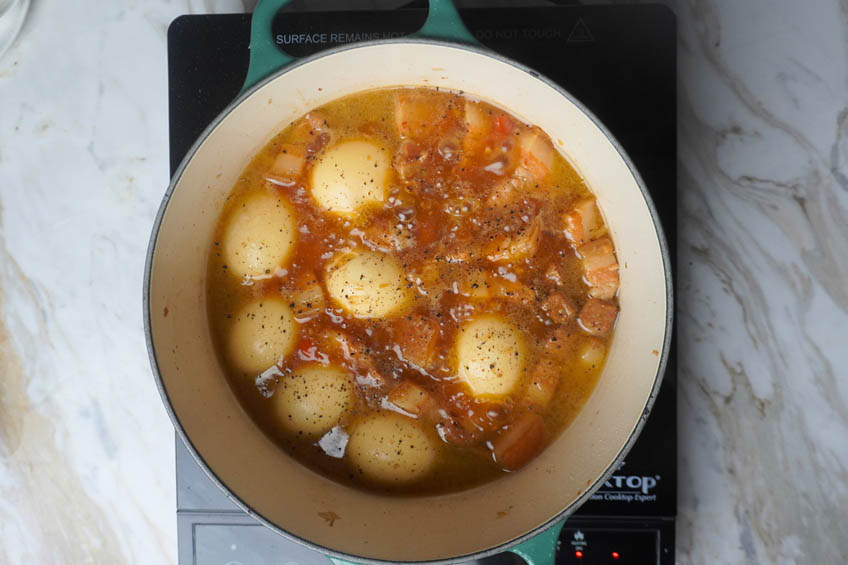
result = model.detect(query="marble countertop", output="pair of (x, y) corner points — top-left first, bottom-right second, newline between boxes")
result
(1, 0), (846, 563)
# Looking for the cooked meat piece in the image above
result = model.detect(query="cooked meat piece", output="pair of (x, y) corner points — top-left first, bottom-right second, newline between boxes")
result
(355, 216), (416, 252)
(516, 127), (554, 180)
(435, 409), (481, 447)
(492, 412), (546, 470)
(288, 112), (331, 156)
(577, 298), (619, 336)
(288, 282), (325, 321)
(578, 237), (615, 270)
(485, 216), (542, 263)
(492, 277), (536, 306)
(540, 292), (576, 324)
(464, 99), (491, 139)
(586, 266), (619, 300)
(305, 132), (330, 156)
(387, 382), (437, 418)
(266, 144), (306, 186)
(436, 399), (507, 448)
(304, 112), (327, 131)
(543, 327), (575, 361)
(436, 127), (464, 165)
(394, 90), (450, 140)
(563, 198), (607, 245)
(487, 176), (523, 208)
(523, 361), (560, 411)
(393, 314), (440, 369)
(395, 139), (428, 181)
(577, 237), (620, 300)
(319, 331), (371, 369)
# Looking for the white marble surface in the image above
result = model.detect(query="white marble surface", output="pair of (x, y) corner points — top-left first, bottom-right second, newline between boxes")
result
(674, 1), (848, 563)
(0, 0), (846, 563)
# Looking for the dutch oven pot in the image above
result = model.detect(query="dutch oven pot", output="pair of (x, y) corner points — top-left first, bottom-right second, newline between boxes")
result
(145, 1), (673, 563)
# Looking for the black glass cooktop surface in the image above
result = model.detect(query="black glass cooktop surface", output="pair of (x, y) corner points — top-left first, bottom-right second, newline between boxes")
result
(168, 3), (676, 563)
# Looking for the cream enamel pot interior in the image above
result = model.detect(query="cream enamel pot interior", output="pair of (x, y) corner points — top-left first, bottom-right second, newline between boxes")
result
(145, 14), (672, 565)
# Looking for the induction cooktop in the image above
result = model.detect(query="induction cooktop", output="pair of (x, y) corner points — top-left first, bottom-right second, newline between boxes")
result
(167, 3), (676, 563)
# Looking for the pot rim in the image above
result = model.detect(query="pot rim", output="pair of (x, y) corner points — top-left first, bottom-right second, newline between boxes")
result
(143, 37), (673, 564)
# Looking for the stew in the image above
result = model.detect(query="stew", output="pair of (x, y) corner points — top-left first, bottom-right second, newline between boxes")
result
(206, 87), (620, 494)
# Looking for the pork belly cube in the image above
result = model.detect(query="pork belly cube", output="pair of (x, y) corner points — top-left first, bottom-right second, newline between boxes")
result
(487, 176), (522, 208)
(387, 381), (437, 418)
(435, 403), (503, 447)
(266, 144), (306, 185)
(543, 327), (575, 361)
(464, 99), (490, 136)
(394, 90), (448, 140)
(359, 216), (416, 252)
(491, 277), (536, 307)
(492, 412), (546, 470)
(462, 99), (492, 152)
(541, 292), (576, 324)
(517, 127), (555, 180)
(319, 330), (368, 368)
(288, 282), (325, 321)
(289, 112), (331, 155)
(394, 140), (428, 181)
(586, 268), (620, 300)
(577, 298), (619, 337)
(484, 216), (542, 263)
(394, 314), (439, 368)
(563, 198), (607, 245)
(523, 361), (561, 411)
(577, 237), (620, 300)
(578, 237), (615, 269)
(304, 112), (328, 133)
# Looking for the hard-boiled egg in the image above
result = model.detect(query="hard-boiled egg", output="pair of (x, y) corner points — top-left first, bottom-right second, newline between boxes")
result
(221, 192), (296, 278)
(325, 250), (411, 318)
(273, 364), (354, 437)
(455, 315), (526, 398)
(310, 139), (389, 214)
(227, 297), (297, 375)
(346, 412), (437, 484)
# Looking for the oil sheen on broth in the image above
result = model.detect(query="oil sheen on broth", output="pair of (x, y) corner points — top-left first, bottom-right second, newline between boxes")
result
(207, 87), (621, 495)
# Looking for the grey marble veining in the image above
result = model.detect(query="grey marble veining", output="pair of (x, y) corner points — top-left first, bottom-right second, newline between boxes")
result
(675, 1), (848, 563)
(0, 0), (846, 563)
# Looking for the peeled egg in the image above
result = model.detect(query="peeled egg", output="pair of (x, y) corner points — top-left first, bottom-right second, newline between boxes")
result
(325, 250), (411, 318)
(456, 315), (526, 398)
(310, 139), (389, 214)
(346, 412), (437, 484)
(273, 364), (354, 437)
(227, 297), (297, 375)
(221, 191), (296, 278)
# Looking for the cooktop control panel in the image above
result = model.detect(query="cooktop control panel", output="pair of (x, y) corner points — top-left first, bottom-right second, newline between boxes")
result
(557, 523), (671, 564)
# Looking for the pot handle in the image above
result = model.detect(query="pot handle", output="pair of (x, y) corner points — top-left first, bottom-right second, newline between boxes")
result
(507, 521), (567, 565)
(410, 0), (478, 45)
(242, 0), (478, 93)
(241, 0), (297, 92)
